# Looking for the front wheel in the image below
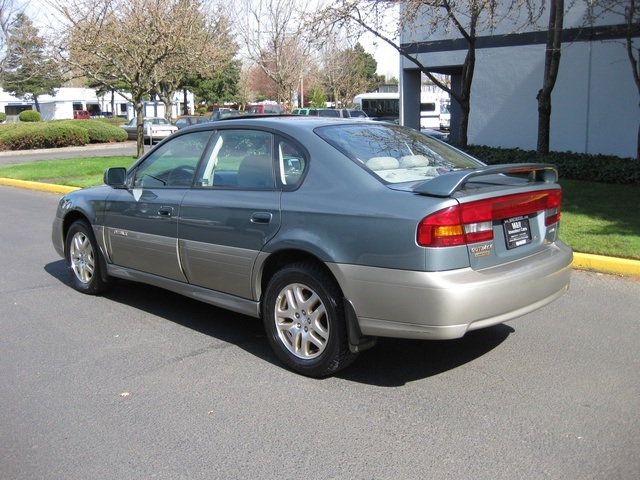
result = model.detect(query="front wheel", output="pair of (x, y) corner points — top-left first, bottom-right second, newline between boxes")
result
(262, 262), (358, 377)
(65, 220), (114, 295)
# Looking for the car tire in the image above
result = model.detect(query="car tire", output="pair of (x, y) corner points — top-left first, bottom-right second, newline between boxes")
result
(65, 220), (114, 295)
(262, 261), (358, 377)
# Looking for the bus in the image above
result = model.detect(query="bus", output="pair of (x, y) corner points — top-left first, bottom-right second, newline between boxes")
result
(353, 92), (442, 129)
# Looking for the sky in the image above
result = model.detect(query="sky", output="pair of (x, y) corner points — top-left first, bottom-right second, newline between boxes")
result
(368, 39), (400, 81)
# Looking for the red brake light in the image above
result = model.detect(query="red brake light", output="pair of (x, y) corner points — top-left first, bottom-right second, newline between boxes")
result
(543, 190), (562, 226)
(417, 206), (465, 247)
(417, 190), (562, 247)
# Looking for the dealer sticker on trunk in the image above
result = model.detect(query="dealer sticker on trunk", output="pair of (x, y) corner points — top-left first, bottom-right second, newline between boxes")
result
(503, 216), (532, 249)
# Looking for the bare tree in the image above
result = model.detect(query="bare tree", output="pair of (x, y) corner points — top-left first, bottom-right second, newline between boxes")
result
(152, 10), (238, 121)
(536, 0), (564, 157)
(318, 0), (542, 147)
(321, 41), (383, 108)
(0, 0), (24, 74)
(53, 0), (234, 157)
(625, 0), (640, 161)
(231, 0), (314, 109)
(594, 0), (640, 160)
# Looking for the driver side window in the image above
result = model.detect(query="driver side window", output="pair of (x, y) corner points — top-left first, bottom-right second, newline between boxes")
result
(133, 131), (212, 188)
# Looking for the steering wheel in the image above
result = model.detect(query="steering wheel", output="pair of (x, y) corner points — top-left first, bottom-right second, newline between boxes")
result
(167, 165), (196, 186)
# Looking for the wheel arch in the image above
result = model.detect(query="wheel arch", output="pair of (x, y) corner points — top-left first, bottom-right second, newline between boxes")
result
(61, 210), (92, 254)
(61, 210), (112, 285)
(255, 247), (376, 355)
(255, 248), (342, 307)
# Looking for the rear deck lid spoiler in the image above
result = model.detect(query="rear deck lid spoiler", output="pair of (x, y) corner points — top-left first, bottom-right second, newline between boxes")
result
(412, 163), (559, 197)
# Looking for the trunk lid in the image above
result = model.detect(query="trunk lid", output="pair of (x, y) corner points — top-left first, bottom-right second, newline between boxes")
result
(408, 164), (564, 270)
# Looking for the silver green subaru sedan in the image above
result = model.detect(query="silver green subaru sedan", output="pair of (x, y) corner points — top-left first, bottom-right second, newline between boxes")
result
(52, 116), (572, 377)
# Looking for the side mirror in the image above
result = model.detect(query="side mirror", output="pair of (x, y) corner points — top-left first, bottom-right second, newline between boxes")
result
(104, 167), (128, 188)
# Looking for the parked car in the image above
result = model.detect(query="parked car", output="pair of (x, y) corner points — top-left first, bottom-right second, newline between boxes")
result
(174, 115), (210, 129)
(291, 108), (312, 115)
(209, 109), (240, 121)
(421, 128), (449, 141)
(315, 108), (341, 117)
(247, 104), (285, 115)
(52, 117), (572, 377)
(291, 108), (342, 117)
(345, 109), (368, 118)
(332, 108), (369, 118)
(120, 117), (178, 141)
(440, 102), (451, 130)
(73, 110), (91, 119)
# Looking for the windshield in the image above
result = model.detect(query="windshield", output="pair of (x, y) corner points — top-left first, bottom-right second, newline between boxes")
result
(315, 123), (482, 184)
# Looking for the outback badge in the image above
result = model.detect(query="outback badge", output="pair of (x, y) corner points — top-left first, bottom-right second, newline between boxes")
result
(470, 243), (493, 258)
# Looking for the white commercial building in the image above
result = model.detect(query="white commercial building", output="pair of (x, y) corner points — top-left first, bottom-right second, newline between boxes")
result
(0, 87), (194, 122)
(399, 3), (639, 158)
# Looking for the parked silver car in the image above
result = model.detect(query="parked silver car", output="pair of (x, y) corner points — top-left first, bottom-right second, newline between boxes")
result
(120, 117), (178, 141)
(173, 115), (210, 129)
(52, 117), (572, 377)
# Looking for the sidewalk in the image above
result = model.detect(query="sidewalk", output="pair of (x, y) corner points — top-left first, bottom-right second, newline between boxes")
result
(1, 166), (639, 279)
(0, 141), (135, 157)
(0, 141), (143, 166)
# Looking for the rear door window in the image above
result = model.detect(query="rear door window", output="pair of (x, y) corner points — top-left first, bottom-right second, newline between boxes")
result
(197, 130), (308, 190)
(197, 130), (274, 189)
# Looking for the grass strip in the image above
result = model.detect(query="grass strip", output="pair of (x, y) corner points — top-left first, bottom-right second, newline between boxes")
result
(559, 179), (639, 260)
(0, 156), (135, 188)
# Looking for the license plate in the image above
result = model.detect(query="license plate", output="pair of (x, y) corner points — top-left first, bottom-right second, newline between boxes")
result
(503, 216), (531, 249)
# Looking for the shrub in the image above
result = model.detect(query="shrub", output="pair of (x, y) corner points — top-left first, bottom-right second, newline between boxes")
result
(19, 110), (42, 122)
(0, 122), (89, 150)
(462, 145), (640, 186)
(0, 112), (6, 123)
(0, 119), (129, 150)
(56, 119), (128, 143)
(197, 106), (207, 115)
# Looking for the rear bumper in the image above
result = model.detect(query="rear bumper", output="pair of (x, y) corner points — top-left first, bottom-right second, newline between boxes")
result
(328, 241), (573, 340)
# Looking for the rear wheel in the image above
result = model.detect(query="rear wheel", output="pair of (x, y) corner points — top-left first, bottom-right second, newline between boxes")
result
(65, 220), (114, 295)
(262, 261), (358, 377)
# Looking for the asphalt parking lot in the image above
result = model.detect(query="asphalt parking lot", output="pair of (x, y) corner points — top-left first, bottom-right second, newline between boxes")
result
(1, 185), (639, 479)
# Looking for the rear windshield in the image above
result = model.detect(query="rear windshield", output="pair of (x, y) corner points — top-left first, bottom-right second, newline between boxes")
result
(315, 123), (482, 184)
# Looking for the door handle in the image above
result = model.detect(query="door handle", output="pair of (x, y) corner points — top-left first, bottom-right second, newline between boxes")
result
(250, 212), (272, 224)
(158, 206), (174, 217)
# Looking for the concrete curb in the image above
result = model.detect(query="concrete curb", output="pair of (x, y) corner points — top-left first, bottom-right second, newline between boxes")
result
(0, 177), (79, 194)
(2, 177), (639, 279)
(572, 252), (640, 278)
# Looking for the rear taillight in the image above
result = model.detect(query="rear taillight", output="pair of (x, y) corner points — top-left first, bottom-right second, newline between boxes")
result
(543, 190), (562, 226)
(417, 190), (562, 247)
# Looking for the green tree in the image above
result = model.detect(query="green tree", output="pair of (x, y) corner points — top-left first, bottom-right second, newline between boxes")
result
(2, 13), (62, 113)
(190, 59), (242, 105)
(353, 43), (384, 92)
(308, 87), (326, 107)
